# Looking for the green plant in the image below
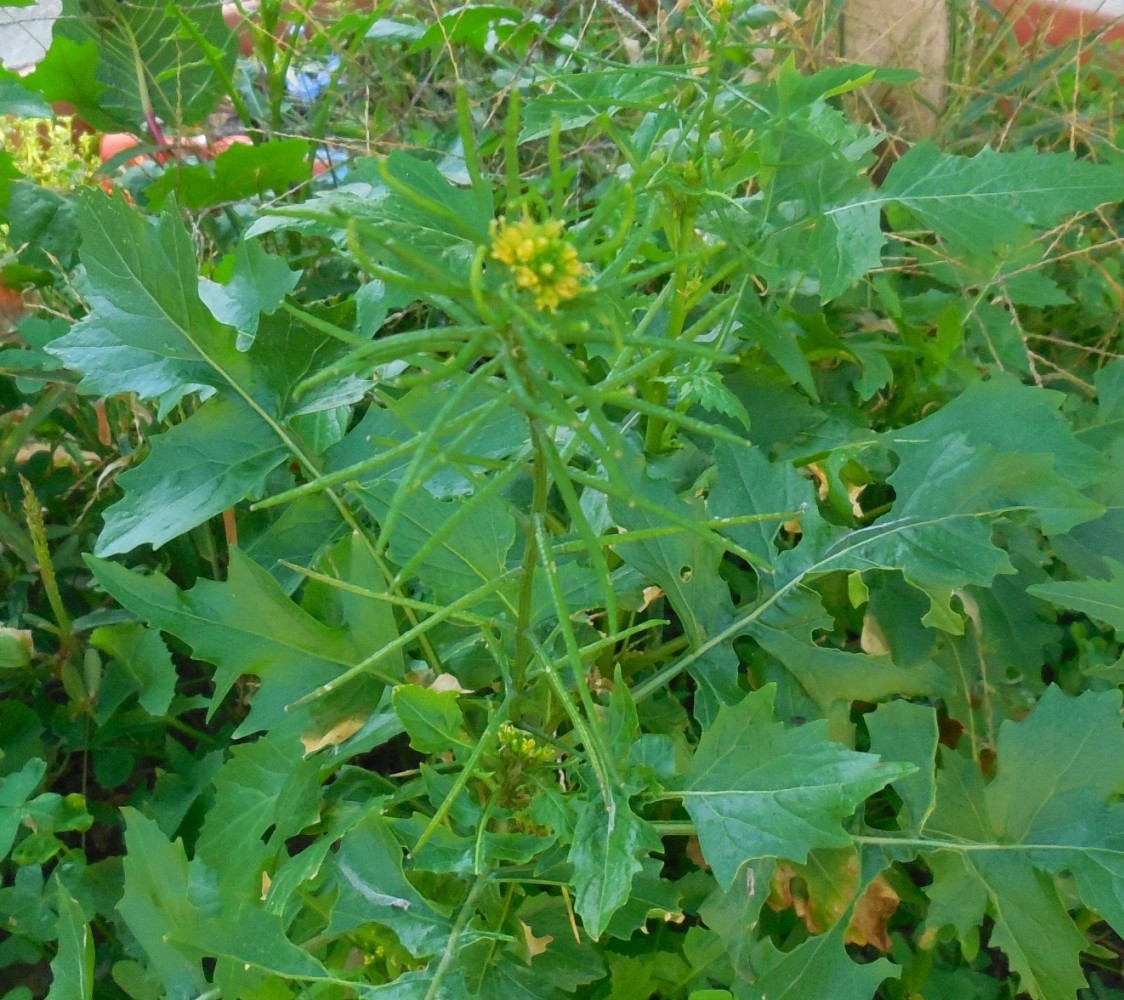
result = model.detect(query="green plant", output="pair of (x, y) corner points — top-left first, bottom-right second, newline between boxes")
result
(1, 3), (1123, 999)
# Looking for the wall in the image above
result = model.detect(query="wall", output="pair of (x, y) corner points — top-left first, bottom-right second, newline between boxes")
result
(0, 0), (61, 71)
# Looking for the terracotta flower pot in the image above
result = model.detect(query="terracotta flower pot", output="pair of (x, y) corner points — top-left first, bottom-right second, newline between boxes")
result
(0, 279), (25, 332)
(992, 0), (1124, 47)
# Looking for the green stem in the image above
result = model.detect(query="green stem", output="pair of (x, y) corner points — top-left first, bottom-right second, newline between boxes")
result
(267, 3), (304, 135)
(124, 23), (166, 147)
(525, 620), (665, 685)
(548, 117), (566, 219)
(563, 466), (771, 572)
(411, 695), (512, 857)
(388, 456), (527, 598)
(347, 218), (474, 292)
(471, 879), (518, 991)
(306, 3), (393, 146)
(20, 475), (71, 642)
(286, 568), (520, 709)
(535, 432), (619, 628)
(605, 391), (754, 450)
(173, 11), (254, 128)
(652, 821), (694, 836)
(621, 635), (690, 668)
(280, 561), (516, 632)
(374, 359), (507, 558)
(511, 420), (552, 690)
(531, 519), (621, 800)
(254, 429), (506, 511)
(694, 11), (729, 166)
(293, 327), (481, 398)
(528, 631), (614, 811)
(424, 869), (492, 1000)
(503, 90), (522, 208)
(643, 203), (698, 454)
(455, 82), (488, 202)
(631, 508), (1025, 702)
(282, 301), (371, 347)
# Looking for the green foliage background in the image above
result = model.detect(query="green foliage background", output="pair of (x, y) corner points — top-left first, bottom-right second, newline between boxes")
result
(1, 2), (1123, 998)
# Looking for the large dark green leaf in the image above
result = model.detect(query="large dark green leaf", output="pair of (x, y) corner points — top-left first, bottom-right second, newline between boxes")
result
(568, 789), (661, 940)
(709, 442), (811, 586)
(880, 144), (1124, 256)
(149, 140), (313, 212)
(1028, 560), (1124, 632)
(609, 452), (740, 719)
(698, 857), (774, 982)
(0, 68), (51, 117)
(45, 884), (94, 1000)
(360, 480), (518, 614)
(923, 847), (1088, 1000)
(21, 37), (113, 129)
(49, 192), (253, 400)
(750, 378), (1105, 628)
(89, 622), (177, 720)
(240, 492), (341, 590)
(253, 151), (493, 277)
(170, 905), (329, 981)
(883, 375), (1107, 495)
(51, 197), (350, 448)
(198, 240), (301, 347)
(984, 687), (1124, 940)
(746, 620), (946, 712)
(720, 62), (886, 302)
(4, 181), (80, 271)
(119, 810), (329, 991)
(706, 389), (1086, 705)
(747, 917), (899, 1000)
(117, 810), (208, 999)
(38, 320), (215, 411)
(86, 549), (384, 736)
(195, 734), (320, 904)
(871, 687), (1124, 1000)
(519, 68), (675, 143)
(326, 380), (527, 491)
(0, 758), (46, 860)
(864, 700), (939, 834)
(34, 0), (235, 130)
(676, 686), (911, 888)
(392, 686), (468, 755)
(751, 135), (883, 301)
(327, 812), (453, 957)
(96, 397), (288, 556)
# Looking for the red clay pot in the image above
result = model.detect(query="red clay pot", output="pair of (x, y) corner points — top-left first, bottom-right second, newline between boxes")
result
(993, 0), (1124, 47)
(0, 280), (25, 330)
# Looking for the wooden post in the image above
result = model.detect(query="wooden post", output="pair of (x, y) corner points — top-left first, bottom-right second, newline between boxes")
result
(839, 0), (951, 134)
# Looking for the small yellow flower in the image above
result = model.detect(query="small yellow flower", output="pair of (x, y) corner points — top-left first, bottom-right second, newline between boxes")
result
(489, 216), (586, 313)
(1, 117), (98, 191)
(497, 721), (557, 764)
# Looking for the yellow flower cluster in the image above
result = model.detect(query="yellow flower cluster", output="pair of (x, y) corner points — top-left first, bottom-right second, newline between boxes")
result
(497, 721), (556, 764)
(489, 216), (586, 313)
(1, 117), (98, 191)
